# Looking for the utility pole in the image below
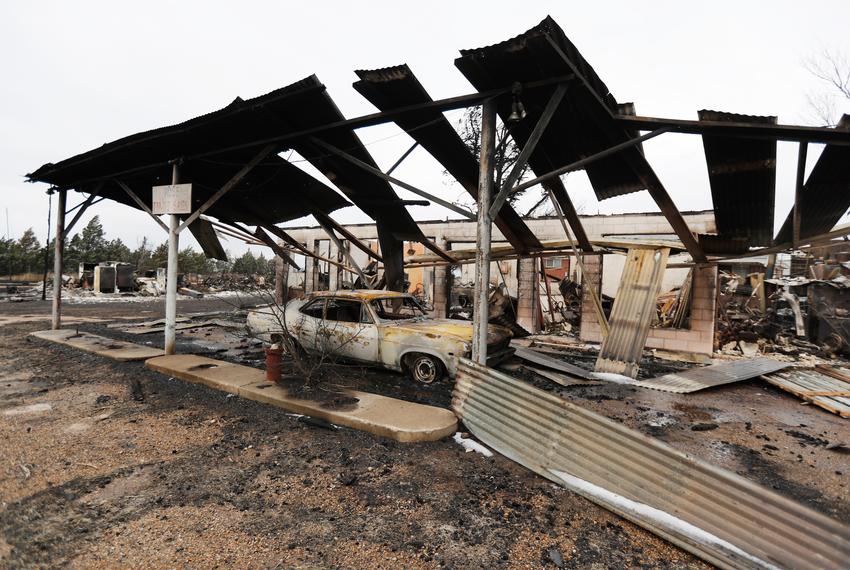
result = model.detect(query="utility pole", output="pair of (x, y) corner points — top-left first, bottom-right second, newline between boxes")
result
(472, 98), (497, 364)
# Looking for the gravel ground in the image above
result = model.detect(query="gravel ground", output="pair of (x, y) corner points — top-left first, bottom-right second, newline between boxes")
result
(2, 297), (848, 568)
(1, 299), (705, 569)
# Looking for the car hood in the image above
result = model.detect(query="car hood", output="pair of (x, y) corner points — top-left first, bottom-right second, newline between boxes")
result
(385, 318), (511, 344)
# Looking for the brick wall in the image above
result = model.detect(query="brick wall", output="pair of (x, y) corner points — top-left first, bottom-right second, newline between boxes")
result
(581, 261), (717, 355)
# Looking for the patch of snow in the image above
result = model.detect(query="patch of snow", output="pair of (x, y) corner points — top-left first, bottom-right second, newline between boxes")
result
(548, 469), (779, 570)
(647, 415), (677, 428)
(64, 290), (247, 304)
(453, 432), (493, 457)
(591, 372), (634, 384)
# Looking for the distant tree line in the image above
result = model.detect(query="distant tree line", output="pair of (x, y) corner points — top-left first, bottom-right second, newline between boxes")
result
(0, 215), (274, 279)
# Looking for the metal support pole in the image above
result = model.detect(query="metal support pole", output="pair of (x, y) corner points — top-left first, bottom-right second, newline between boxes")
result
(472, 98), (497, 365)
(793, 142), (808, 247)
(51, 189), (66, 330)
(164, 164), (180, 355)
(41, 191), (52, 301)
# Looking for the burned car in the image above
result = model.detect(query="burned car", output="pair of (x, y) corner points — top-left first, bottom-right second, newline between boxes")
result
(247, 290), (513, 383)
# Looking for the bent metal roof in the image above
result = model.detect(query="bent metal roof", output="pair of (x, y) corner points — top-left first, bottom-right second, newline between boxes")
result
(25, 15), (850, 262)
(27, 82), (352, 228)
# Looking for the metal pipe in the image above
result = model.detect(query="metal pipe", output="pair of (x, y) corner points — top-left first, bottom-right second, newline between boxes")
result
(309, 137), (476, 220)
(793, 142), (808, 246)
(51, 189), (66, 330)
(164, 164), (180, 355)
(385, 141), (419, 176)
(41, 191), (52, 301)
(472, 98), (497, 364)
(510, 127), (670, 195)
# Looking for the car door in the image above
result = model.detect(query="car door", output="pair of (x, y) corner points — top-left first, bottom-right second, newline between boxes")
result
(322, 298), (380, 363)
(292, 298), (326, 355)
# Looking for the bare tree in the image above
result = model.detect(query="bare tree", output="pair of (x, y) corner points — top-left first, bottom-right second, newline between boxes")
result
(452, 106), (542, 206)
(803, 48), (850, 127)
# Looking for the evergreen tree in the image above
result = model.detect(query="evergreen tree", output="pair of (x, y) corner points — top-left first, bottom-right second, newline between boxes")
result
(17, 228), (41, 274)
(129, 237), (153, 272)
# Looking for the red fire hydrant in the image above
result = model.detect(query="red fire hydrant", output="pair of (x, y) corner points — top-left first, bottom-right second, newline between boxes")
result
(264, 343), (284, 383)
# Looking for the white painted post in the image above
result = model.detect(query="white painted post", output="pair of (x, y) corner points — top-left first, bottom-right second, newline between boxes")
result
(472, 99), (497, 364)
(51, 189), (66, 330)
(164, 164), (180, 354)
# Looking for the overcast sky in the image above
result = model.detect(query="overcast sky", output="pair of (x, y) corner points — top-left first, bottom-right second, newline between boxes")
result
(2, 1), (848, 258)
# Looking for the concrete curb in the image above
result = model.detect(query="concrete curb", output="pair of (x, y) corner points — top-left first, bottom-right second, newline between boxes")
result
(29, 329), (165, 361)
(145, 354), (458, 442)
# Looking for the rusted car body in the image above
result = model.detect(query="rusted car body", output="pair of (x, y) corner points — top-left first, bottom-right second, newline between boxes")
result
(247, 290), (513, 382)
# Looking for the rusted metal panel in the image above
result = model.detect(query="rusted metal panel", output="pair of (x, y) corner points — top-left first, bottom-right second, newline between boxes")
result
(775, 114), (850, 243)
(353, 64), (543, 253)
(454, 16), (646, 201)
(453, 358), (850, 569)
(633, 358), (791, 394)
(596, 248), (670, 378)
(699, 110), (777, 247)
(763, 368), (850, 418)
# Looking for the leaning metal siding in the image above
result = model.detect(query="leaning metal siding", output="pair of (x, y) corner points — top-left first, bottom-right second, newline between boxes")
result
(595, 247), (669, 378)
(453, 359), (850, 569)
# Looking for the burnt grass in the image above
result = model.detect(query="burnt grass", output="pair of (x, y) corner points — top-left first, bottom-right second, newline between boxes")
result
(0, 315), (704, 569)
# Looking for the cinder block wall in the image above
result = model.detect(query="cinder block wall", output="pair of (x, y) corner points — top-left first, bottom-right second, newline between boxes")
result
(581, 261), (717, 355)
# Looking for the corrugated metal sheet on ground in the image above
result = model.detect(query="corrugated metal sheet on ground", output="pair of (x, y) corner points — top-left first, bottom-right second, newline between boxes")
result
(596, 248), (669, 378)
(633, 358), (791, 394)
(453, 358), (850, 569)
(699, 110), (777, 247)
(763, 368), (850, 418)
(775, 114), (850, 243)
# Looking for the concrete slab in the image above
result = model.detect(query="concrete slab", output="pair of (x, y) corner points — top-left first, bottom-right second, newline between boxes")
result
(145, 354), (260, 394)
(29, 329), (165, 361)
(145, 355), (457, 442)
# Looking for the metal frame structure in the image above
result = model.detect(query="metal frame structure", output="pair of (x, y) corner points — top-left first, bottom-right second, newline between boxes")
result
(27, 16), (850, 364)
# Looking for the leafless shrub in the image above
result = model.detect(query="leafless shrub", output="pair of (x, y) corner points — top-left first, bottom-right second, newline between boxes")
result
(802, 48), (850, 127)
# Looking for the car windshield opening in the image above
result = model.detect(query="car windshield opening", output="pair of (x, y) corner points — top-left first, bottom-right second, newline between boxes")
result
(371, 297), (426, 321)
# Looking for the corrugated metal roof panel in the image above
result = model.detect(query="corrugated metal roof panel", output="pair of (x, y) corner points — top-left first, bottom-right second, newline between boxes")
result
(454, 16), (646, 201)
(27, 81), (352, 227)
(764, 367), (850, 418)
(453, 358), (850, 569)
(775, 114), (850, 243)
(352, 64), (541, 251)
(243, 75), (426, 243)
(699, 110), (777, 247)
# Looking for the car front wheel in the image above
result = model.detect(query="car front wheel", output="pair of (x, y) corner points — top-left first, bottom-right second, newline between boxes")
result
(405, 353), (445, 384)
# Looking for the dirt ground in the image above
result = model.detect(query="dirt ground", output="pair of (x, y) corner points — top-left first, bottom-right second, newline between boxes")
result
(1, 297), (847, 568)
